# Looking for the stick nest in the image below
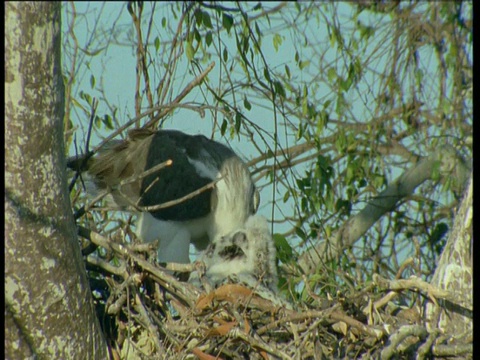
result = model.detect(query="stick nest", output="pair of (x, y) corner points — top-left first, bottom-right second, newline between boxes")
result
(82, 228), (472, 360)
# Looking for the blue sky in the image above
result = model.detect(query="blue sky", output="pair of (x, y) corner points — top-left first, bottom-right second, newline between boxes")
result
(63, 2), (472, 265)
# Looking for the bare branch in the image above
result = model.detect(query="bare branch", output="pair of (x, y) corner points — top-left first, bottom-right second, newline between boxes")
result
(299, 145), (470, 274)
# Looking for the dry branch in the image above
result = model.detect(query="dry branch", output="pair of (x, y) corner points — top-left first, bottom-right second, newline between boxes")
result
(298, 145), (470, 274)
(76, 221), (472, 359)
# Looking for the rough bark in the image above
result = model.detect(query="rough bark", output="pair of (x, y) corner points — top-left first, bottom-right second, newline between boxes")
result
(5, 2), (107, 358)
(425, 172), (472, 339)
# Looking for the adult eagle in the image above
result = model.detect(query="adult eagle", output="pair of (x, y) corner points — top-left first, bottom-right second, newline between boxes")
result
(68, 128), (259, 264)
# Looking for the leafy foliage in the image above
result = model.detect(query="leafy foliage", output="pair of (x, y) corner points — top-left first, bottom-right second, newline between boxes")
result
(63, 2), (472, 358)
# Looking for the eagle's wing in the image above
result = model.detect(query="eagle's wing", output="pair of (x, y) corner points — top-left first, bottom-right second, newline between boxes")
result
(68, 129), (259, 264)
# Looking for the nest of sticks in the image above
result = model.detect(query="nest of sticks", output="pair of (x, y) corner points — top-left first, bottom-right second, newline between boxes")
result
(80, 226), (472, 360)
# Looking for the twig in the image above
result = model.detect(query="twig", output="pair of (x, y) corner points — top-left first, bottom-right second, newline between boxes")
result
(230, 327), (291, 360)
(132, 292), (163, 352)
(431, 343), (472, 357)
(144, 62), (216, 129)
(416, 329), (440, 360)
(77, 226), (198, 307)
(128, 2), (154, 120)
(381, 325), (429, 360)
(373, 274), (453, 306)
(86, 255), (128, 278)
(395, 257), (415, 279)
(330, 310), (384, 339)
(127, 252), (198, 308)
(107, 293), (128, 315)
(125, 159), (173, 184)
(140, 177), (220, 212)
(68, 98), (97, 193)
(156, 3), (193, 106)
(362, 291), (398, 314)
(256, 307), (338, 336)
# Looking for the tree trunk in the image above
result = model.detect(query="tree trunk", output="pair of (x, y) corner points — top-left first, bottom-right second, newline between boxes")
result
(5, 2), (107, 358)
(425, 173), (472, 339)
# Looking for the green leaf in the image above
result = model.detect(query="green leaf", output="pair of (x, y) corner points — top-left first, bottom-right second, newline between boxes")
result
(273, 233), (294, 263)
(223, 47), (228, 62)
(295, 226), (307, 241)
(222, 13), (233, 33)
(373, 174), (386, 189)
(185, 41), (195, 61)
(324, 190), (335, 212)
(274, 81), (286, 98)
(162, 17), (166, 28)
(327, 68), (336, 83)
(299, 60), (310, 70)
(244, 97), (252, 111)
(316, 112), (326, 135)
(358, 22), (374, 41)
(194, 9), (202, 26)
(351, 37), (358, 51)
(335, 129), (346, 153)
(242, 34), (249, 53)
(323, 99), (332, 110)
(255, 22), (262, 40)
(301, 97), (308, 116)
(430, 222), (449, 246)
(348, 62), (356, 82)
(431, 160), (442, 181)
(90, 74), (95, 89)
(414, 68), (424, 86)
(330, 30), (336, 47)
(285, 65), (291, 79)
(194, 28), (201, 43)
(202, 11), (213, 28)
(154, 36), (160, 51)
(273, 33), (283, 52)
(205, 31), (213, 47)
(235, 112), (242, 133)
(263, 68), (271, 82)
(80, 91), (92, 105)
(335, 199), (351, 215)
(340, 76), (353, 92)
(297, 123), (305, 140)
(103, 114), (114, 130)
(220, 119), (228, 136)
(335, 93), (346, 115)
